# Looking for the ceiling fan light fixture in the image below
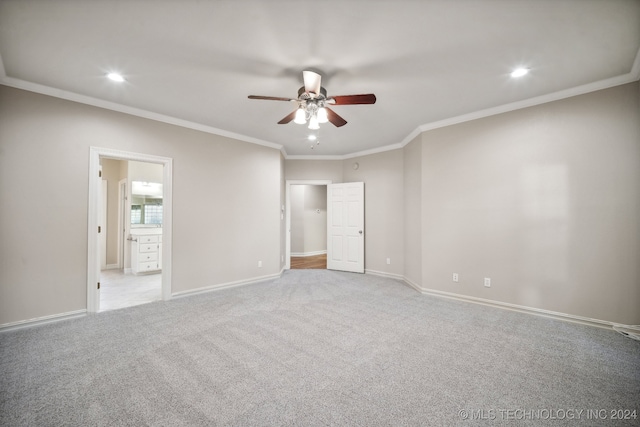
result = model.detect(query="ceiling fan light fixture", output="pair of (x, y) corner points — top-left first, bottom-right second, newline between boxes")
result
(294, 108), (306, 124)
(317, 107), (328, 123)
(248, 70), (375, 130)
(308, 115), (320, 130)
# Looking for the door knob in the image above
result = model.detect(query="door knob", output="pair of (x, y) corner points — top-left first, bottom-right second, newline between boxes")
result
(359, 230), (363, 235)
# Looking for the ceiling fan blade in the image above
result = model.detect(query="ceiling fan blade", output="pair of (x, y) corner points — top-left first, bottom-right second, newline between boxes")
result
(325, 107), (347, 127)
(327, 94), (377, 105)
(303, 71), (322, 97)
(277, 110), (298, 124)
(248, 95), (296, 102)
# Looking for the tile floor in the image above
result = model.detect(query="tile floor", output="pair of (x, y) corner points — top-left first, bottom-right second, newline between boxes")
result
(99, 269), (162, 312)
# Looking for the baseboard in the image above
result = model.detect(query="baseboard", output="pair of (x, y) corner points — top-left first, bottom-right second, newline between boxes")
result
(1, 274), (622, 333)
(0, 309), (87, 333)
(409, 284), (615, 330)
(103, 264), (120, 270)
(402, 276), (423, 293)
(291, 250), (327, 257)
(365, 269), (404, 281)
(172, 271), (283, 299)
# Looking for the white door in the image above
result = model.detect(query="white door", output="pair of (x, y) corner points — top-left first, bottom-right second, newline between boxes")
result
(327, 182), (365, 273)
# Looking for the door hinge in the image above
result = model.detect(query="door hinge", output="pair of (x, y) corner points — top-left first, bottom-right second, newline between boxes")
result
(99, 170), (102, 178)
(97, 282), (100, 290)
(98, 226), (101, 233)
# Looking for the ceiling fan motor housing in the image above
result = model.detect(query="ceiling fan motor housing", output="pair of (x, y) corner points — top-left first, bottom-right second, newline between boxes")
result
(297, 86), (328, 112)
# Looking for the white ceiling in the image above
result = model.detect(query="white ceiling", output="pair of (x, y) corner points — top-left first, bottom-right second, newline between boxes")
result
(1, 0), (639, 158)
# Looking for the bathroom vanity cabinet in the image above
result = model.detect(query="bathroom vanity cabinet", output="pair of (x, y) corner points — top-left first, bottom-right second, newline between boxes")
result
(130, 230), (162, 274)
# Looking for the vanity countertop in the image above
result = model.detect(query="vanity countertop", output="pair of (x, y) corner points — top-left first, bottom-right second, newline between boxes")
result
(130, 228), (162, 236)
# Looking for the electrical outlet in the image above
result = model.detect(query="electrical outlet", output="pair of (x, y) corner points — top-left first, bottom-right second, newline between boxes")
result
(484, 277), (491, 287)
(453, 273), (459, 283)
(258, 260), (262, 268)
(387, 258), (391, 265)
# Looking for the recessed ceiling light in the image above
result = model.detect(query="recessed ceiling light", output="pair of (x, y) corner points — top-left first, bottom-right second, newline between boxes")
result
(308, 135), (317, 141)
(106, 72), (125, 82)
(510, 68), (529, 78)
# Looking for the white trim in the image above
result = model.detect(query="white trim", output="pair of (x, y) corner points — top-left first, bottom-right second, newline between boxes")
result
(291, 250), (327, 257)
(0, 76), (283, 152)
(103, 264), (120, 270)
(0, 310), (87, 332)
(410, 283), (615, 330)
(117, 178), (127, 269)
(402, 276), (423, 292)
(631, 46), (640, 79)
(365, 269), (404, 281)
(285, 66), (640, 160)
(88, 147), (173, 313)
(285, 180), (333, 270)
(286, 143), (406, 161)
(416, 74), (640, 136)
(397, 127), (424, 152)
(341, 143), (405, 160)
(2, 47), (638, 162)
(285, 154), (347, 160)
(172, 272), (283, 299)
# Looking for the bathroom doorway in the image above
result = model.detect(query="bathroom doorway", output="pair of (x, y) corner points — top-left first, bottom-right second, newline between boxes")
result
(87, 147), (173, 314)
(99, 158), (164, 311)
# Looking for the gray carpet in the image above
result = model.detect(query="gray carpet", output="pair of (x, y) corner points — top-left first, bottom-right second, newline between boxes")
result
(1, 270), (639, 426)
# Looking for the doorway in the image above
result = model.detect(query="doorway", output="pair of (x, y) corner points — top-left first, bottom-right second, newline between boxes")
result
(285, 180), (331, 269)
(99, 159), (163, 311)
(289, 184), (327, 269)
(286, 180), (366, 273)
(87, 147), (173, 314)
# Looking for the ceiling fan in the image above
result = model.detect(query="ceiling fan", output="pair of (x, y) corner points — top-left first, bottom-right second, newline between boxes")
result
(248, 71), (376, 129)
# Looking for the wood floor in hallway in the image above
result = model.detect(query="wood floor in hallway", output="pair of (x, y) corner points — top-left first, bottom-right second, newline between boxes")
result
(290, 254), (327, 269)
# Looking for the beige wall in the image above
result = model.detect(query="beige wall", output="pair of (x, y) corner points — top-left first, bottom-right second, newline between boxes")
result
(1, 80), (638, 326)
(419, 82), (640, 324)
(285, 154), (405, 276)
(403, 136), (423, 286)
(284, 159), (343, 182)
(290, 185), (327, 255)
(343, 150), (404, 276)
(0, 85), (282, 325)
(128, 160), (163, 183)
(100, 158), (126, 265)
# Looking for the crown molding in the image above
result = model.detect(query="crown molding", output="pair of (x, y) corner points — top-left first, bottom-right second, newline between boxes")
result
(631, 46), (640, 79)
(0, 75), (284, 153)
(416, 70), (639, 137)
(289, 46), (640, 160)
(2, 46), (638, 161)
(396, 47), (640, 151)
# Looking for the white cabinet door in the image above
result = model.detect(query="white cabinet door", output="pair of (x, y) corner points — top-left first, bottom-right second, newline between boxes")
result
(327, 182), (365, 273)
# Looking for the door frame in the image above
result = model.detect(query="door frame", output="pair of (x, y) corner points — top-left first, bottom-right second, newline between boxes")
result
(285, 179), (332, 269)
(100, 179), (108, 270)
(87, 147), (173, 313)
(117, 178), (127, 270)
